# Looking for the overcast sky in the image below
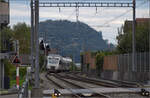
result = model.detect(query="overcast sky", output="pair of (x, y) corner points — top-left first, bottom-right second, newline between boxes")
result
(9, 0), (149, 44)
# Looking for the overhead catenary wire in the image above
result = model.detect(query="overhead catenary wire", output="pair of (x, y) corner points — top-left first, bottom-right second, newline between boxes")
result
(149, 0), (150, 71)
(55, 0), (147, 28)
(99, 0), (148, 27)
(66, 9), (76, 19)
(5, 0), (128, 1)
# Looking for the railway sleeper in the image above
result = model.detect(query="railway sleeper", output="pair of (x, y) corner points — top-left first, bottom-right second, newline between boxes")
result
(57, 74), (119, 87)
(70, 72), (141, 88)
(66, 73), (139, 88)
(46, 74), (110, 98)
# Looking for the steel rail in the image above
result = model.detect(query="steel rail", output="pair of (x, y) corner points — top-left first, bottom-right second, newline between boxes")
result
(71, 74), (137, 88)
(58, 73), (119, 88)
(70, 72), (141, 88)
(45, 74), (64, 88)
(53, 74), (111, 98)
(46, 73), (110, 98)
(45, 74), (82, 98)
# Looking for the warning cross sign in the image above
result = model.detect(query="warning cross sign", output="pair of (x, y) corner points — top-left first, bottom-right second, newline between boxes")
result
(12, 55), (21, 64)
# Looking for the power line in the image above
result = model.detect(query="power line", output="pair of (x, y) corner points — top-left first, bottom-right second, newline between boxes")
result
(6, 0), (143, 2)
(99, 0), (148, 27)
(7, 0), (147, 2)
(149, 0), (150, 70)
(83, 0), (147, 28)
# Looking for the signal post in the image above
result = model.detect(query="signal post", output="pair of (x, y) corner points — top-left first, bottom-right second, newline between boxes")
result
(12, 55), (21, 89)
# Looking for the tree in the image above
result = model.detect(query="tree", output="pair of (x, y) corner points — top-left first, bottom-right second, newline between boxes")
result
(0, 0), (6, 2)
(96, 52), (104, 76)
(12, 23), (31, 54)
(116, 20), (149, 53)
(0, 23), (31, 83)
(0, 23), (31, 53)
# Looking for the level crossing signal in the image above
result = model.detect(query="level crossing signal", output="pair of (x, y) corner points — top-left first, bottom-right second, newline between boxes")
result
(52, 89), (61, 97)
(12, 55), (21, 64)
(40, 40), (45, 50)
(39, 39), (51, 52)
(46, 45), (50, 51)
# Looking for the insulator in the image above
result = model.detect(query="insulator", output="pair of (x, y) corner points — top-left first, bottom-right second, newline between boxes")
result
(96, 7), (98, 14)
(59, 7), (61, 13)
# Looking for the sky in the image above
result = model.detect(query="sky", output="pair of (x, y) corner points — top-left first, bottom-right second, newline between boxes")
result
(9, 0), (149, 44)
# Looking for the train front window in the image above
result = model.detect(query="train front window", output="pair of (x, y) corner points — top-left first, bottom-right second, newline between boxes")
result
(49, 58), (59, 64)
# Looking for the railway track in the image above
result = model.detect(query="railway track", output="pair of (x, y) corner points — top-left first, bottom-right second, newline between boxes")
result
(66, 72), (140, 88)
(57, 73), (119, 88)
(45, 73), (111, 98)
(45, 74), (82, 98)
(43, 72), (148, 98)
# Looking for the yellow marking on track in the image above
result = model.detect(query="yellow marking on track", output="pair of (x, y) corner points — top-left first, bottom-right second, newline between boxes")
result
(52, 93), (57, 98)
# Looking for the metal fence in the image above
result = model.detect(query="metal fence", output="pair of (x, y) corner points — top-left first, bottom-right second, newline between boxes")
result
(18, 80), (29, 98)
(18, 68), (30, 98)
(118, 52), (149, 72)
(103, 52), (150, 72)
(102, 52), (150, 82)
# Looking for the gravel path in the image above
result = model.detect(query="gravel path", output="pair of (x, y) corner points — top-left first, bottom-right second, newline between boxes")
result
(40, 73), (60, 90)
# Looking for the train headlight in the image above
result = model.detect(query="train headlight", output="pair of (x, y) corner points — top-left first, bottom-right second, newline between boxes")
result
(54, 89), (61, 96)
(54, 93), (57, 96)
(145, 92), (149, 96)
(141, 89), (150, 96)
(58, 93), (61, 96)
(142, 92), (145, 96)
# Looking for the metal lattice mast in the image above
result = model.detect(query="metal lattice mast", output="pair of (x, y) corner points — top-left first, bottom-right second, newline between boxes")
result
(34, 0), (40, 88)
(132, 0), (136, 72)
(30, 0), (35, 74)
(149, 0), (150, 72)
(38, 2), (133, 7)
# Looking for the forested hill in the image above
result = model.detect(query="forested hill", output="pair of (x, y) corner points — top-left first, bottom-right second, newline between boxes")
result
(39, 20), (110, 62)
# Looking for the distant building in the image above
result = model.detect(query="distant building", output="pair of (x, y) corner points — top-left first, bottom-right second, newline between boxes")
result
(81, 51), (96, 74)
(103, 55), (118, 71)
(136, 18), (150, 24)
(0, 0), (9, 89)
(48, 48), (58, 54)
(0, 0), (9, 52)
(0, 0), (9, 25)
(124, 18), (150, 33)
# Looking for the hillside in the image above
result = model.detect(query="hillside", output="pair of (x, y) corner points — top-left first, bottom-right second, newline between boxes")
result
(39, 20), (109, 62)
